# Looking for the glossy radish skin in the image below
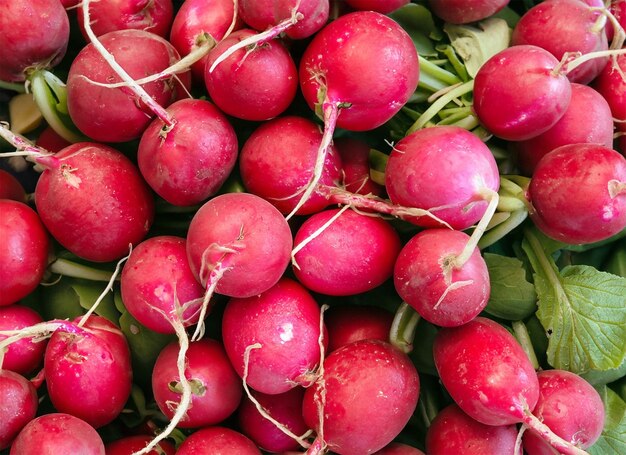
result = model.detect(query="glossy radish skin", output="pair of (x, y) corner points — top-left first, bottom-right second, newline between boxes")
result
(528, 144), (626, 244)
(237, 387), (309, 453)
(239, 0), (330, 39)
(373, 442), (426, 455)
(67, 30), (185, 142)
(302, 339), (420, 454)
(0, 169), (26, 202)
(186, 193), (292, 298)
(105, 435), (176, 455)
(222, 278), (323, 395)
(514, 83), (614, 175)
(394, 229), (490, 328)
(523, 370), (605, 454)
(176, 427), (261, 455)
(433, 317), (540, 426)
(334, 137), (384, 197)
(324, 304), (394, 353)
(0, 305), (46, 374)
(152, 339), (242, 428)
(44, 316), (133, 428)
(511, 0), (608, 84)
(0, 200), (50, 306)
(293, 209), (402, 296)
(0, 370), (38, 450)
(35, 126), (72, 153)
(120, 236), (205, 334)
(239, 116), (342, 215)
(169, 0), (242, 80)
(594, 54), (626, 123)
(205, 29), (298, 121)
(428, 0), (510, 24)
(345, 0), (409, 14)
(0, 0), (69, 82)
(473, 45), (572, 141)
(137, 98), (239, 206)
(34, 143), (154, 263)
(385, 125), (500, 230)
(77, 0), (174, 39)
(426, 403), (519, 454)
(299, 11), (419, 131)
(9, 413), (105, 455)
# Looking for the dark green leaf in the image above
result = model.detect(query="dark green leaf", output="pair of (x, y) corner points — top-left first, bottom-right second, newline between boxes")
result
(589, 386), (626, 454)
(388, 3), (441, 56)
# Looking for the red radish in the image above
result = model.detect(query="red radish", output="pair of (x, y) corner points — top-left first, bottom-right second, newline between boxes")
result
(0, 305), (47, 374)
(302, 339), (420, 454)
(137, 98), (238, 206)
(523, 370), (605, 454)
(66, 29), (187, 142)
(176, 426), (261, 455)
(169, 0), (241, 80)
(594, 53), (626, 123)
(76, 0), (174, 39)
(152, 338), (242, 428)
(513, 83), (614, 175)
(334, 137), (384, 197)
(527, 143), (626, 244)
(44, 315), (133, 428)
(222, 278), (324, 395)
(204, 29), (298, 121)
(9, 413), (105, 455)
(35, 126), (72, 153)
(344, 0), (409, 14)
(237, 387), (309, 453)
(425, 403), (519, 454)
(0, 200), (50, 306)
(511, 0), (609, 84)
(120, 236), (205, 334)
(0, 370), (38, 450)
(385, 125), (500, 230)
(0, 169), (26, 202)
(34, 142), (154, 262)
(292, 208), (402, 296)
(105, 435), (176, 455)
(427, 0), (510, 24)
(394, 229), (490, 328)
(324, 304), (394, 353)
(374, 443), (426, 455)
(0, 0), (69, 82)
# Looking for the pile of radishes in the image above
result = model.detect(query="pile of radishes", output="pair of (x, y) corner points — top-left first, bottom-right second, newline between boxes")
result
(1, 0), (626, 454)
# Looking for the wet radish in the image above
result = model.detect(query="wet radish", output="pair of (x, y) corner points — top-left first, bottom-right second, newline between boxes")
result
(345, 0), (409, 14)
(176, 426), (261, 455)
(334, 137), (384, 197)
(0, 370), (38, 450)
(324, 304), (394, 353)
(427, 0), (510, 24)
(105, 435), (176, 455)
(0, 169), (26, 202)
(0, 305), (47, 374)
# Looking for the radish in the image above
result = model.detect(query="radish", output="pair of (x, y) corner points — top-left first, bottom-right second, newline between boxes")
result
(427, 0), (510, 24)
(35, 126), (72, 154)
(137, 98), (239, 206)
(0, 0), (69, 82)
(527, 143), (626, 244)
(425, 403), (519, 454)
(522, 370), (605, 454)
(334, 137), (384, 198)
(152, 338), (242, 428)
(344, 0), (409, 14)
(594, 53), (626, 123)
(120, 236), (205, 335)
(302, 339), (420, 454)
(76, 0), (174, 39)
(513, 83), (614, 176)
(34, 142), (155, 262)
(105, 435), (176, 455)
(204, 28), (298, 121)
(373, 442), (426, 455)
(324, 304), (394, 353)
(9, 413), (105, 455)
(292, 208), (402, 296)
(221, 278), (324, 395)
(511, 0), (609, 84)
(44, 315), (133, 428)
(0, 304), (46, 375)
(0, 370), (38, 450)
(0, 169), (26, 202)
(176, 426), (261, 455)
(434, 317), (589, 455)
(0, 200), (50, 306)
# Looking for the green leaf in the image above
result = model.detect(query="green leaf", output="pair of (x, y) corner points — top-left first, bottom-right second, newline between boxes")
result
(483, 253), (537, 320)
(443, 18), (511, 78)
(40, 278), (119, 323)
(588, 386), (626, 454)
(388, 3), (441, 56)
(73, 282), (119, 325)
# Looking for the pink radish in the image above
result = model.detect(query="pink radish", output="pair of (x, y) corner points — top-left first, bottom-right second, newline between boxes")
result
(221, 278), (324, 395)
(523, 370), (605, 454)
(137, 98), (238, 206)
(594, 53), (626, 123)
(0, 305), (47, 374)
(292, 208), (402, 296)
(373, 442), (426, 455)
(425, 403), (519, 454)
(527, 143), (626, 244)
(105, 435), (176, 455)
(345, 0), (409, 14)
(152, 338), (242, 428)
(0, 370), (38, 450)
(0, 0), (69, 82)
(427, 0), (510, 24)
(9, 413), (105, 455)
(302, 339), (420, 454)
(334, 137), (384, 197)
(35, 126), (72, 153)
(324, 304), (394, 353)
(0, 169), (26, 202)
(176, 426), (261, 455)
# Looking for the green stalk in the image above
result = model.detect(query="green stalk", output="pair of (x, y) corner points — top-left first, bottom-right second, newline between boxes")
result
(389, 302), (421, 353)
(0, 80), (26, 93)
(512, 321), (540, 370)
(48, 258), (116, 282)
(418, 55), (462, 92)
